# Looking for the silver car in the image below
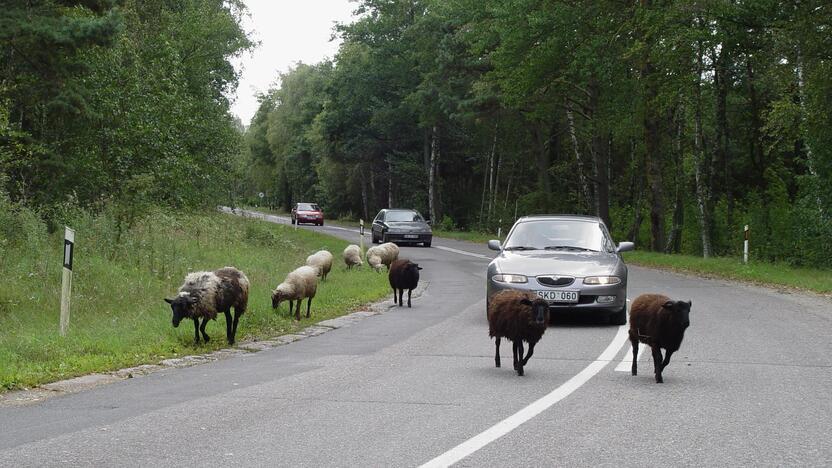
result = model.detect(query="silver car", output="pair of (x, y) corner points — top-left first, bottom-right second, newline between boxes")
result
(486, 215), (634, 324)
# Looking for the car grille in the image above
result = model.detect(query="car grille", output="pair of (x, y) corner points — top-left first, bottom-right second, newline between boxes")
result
(536, 276), (575, 287)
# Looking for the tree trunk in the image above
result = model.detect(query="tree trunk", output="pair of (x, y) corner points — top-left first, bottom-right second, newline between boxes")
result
(694, 34), (713, 258)
(714, 46), (731, 228)
(588, 78), (610, 230)
(387, 156), (394, 208)
(360, 168), (369, 221)
(428, 125), (440, 223)
(566, 105), (592, 211)
(640, 0), (664, 251)
(746, 57), (763, 179)
(665, 109), (684, 253)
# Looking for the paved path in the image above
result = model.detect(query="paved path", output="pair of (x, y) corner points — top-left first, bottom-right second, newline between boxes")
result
(1, 209), (830, 466)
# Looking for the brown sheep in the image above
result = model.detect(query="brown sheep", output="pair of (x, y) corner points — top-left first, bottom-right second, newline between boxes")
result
(388, 259), (422, 307)
(164, 267), (249, 345)
(629, 293), (692, 383)
(487, 290), (549, 376)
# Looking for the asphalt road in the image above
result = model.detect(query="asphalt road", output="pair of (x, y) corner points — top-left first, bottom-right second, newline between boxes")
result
(1, 209), (830, 467)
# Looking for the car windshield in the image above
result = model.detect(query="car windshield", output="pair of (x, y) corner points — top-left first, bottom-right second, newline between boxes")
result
(386, 211), (423, 222)
(503, 220), (607, 252)
(297, 203), (320, 211)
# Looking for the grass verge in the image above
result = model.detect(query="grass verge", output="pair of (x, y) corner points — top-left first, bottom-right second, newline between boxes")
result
(0, 210), (389, 391)
(623, 251), (832, 295)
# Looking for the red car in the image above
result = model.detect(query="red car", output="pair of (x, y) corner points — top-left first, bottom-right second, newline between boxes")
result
(291, 202), (324, 226)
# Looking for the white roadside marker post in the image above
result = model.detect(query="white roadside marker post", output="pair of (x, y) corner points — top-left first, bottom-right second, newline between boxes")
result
(743, 225), (749, 264)
(359, 219), (365, 254)
(60, 226), (75, 336)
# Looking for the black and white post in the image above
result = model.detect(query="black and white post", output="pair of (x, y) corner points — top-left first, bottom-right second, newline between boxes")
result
(359, 219), (365, 254)
(743, 225), (749, 264)
(60, 226), (75, 336)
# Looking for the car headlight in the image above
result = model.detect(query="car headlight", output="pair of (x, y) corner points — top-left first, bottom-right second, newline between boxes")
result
(583, 276), (621, 285)
(492, 274), (528, 284)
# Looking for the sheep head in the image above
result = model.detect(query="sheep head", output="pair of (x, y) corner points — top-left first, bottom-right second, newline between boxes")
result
(520, 297), (549, 325)
(662, 299), (692, 329)
(164, 292), (199, 327)
(271, 285), (292, 309)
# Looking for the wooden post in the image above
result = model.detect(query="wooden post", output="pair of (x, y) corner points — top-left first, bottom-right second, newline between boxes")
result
(60, 227), (75, 336)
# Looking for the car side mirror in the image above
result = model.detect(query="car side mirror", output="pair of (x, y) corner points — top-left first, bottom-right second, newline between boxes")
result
(426, 220), (432, 226)
(616, 241), (634, 253)
(487, 240), (502, 251)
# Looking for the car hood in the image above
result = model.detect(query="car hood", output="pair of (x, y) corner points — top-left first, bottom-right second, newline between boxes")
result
(386, 221), (431, 232)
(492, 250), (621, 277)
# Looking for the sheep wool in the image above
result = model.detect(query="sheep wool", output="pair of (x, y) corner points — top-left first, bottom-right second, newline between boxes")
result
(343, 244), (363, 269)
(366, 242), (399, 271)
(272, 265), (319, 321)
(306, 250), (334, 280)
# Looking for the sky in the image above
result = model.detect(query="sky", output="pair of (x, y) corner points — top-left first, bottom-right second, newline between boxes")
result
(231, 0), (357, 125)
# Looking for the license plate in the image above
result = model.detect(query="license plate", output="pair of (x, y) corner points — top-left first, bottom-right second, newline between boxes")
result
(404, 234), (419, 239)
(536, 290), (579, 303)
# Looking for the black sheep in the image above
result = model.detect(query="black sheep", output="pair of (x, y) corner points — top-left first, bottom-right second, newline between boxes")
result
(487, 290), (549, 376)
(629, 293), (692, 383)
(388, 259), (422, 307)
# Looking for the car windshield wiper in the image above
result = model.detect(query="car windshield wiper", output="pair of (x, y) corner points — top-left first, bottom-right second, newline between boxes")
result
(543, 245), (599, 252)
(504, 246), (539, 251)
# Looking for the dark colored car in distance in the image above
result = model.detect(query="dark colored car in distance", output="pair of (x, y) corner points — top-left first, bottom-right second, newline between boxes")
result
(486, 214), (634, 324)
(291, 202), (324, 226)
(371, 209), (432, 247)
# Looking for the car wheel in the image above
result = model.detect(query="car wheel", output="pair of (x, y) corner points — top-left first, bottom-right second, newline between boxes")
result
(423, 241), (431, 247)
(609, 305), (627, 325)
(291, 218), (295, 225)
(382, 234), (388, 243)
(371, 232), (378, 244)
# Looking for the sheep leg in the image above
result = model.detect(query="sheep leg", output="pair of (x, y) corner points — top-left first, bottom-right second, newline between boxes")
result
(224, 310), (233, 344)
(630, 338), (639, 376)
(295, 300), (302, 321)
(494, 337), (501, 368)
(407, 289), (412, 308)
(516, 341), (525, 376)
(651, 346), (664, 383)
(392, 288), (397, 305)
(231, 308), (242, 343)
(512, 341), (519, 371)
(521, 342), (535, 366)
(661, 349), (673, 370)
(199, 317), (210, 343)
(398, 289), (404, 307)
(306, 297), (312, 318)
(193, 318), (201, 344)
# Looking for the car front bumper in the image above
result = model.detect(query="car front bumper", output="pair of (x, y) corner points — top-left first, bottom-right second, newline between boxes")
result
(384, 233), (432, 243)
(486, 277), (627, 313)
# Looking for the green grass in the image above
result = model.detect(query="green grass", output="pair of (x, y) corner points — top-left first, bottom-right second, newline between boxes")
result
(623, 251), (832, 294)
(0, 210), (389, 391)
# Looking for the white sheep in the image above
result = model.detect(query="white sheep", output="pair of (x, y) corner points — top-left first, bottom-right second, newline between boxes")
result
(343, 244), (363, 269)
(272, 265), (318, 321)
(365, 242), (399, 272)
(306, 249), (334, 280)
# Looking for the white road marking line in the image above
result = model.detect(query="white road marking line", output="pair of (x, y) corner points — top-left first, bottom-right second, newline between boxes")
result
(433, 245), (491, 260)
(419, 324), (630, 468)
(614, 343), (645, 372)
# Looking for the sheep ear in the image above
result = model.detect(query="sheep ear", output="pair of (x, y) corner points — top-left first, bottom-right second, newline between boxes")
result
(164, 298), (173, 304)
(520, 298), (533, 306)
(662, 300), (675, 309)
(687, 300), (692, 309)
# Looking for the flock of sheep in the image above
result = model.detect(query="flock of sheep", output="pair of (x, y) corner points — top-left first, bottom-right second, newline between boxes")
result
(162, 229), (691, 384)
(487, 290), (692, 382)
(163, 242), (423, 344)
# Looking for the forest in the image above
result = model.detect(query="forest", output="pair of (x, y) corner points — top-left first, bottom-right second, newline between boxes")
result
(2, 1), (831, 268)
(243, 0), (831, 267)
(1, 0), (252, 230)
